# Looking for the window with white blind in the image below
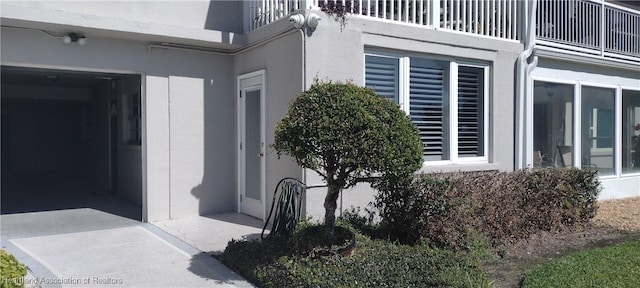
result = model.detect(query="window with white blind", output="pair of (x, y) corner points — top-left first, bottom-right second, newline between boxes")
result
(365, 52), (489, 163)
(365, 54), (399, 103)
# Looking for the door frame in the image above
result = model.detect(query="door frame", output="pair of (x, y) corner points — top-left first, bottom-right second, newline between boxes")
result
(237, 70), (266, 221)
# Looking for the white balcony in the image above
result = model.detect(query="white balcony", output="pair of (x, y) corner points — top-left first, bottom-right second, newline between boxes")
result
(245, 0), (521, 41)
(536, 0), (640, 63)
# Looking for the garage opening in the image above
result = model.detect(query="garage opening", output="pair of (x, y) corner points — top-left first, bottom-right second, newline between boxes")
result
(1, 66), (143, 221)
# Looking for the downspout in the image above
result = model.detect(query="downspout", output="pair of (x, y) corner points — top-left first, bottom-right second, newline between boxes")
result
(515, 0), (538, 170)
(298, 21), (307, 216)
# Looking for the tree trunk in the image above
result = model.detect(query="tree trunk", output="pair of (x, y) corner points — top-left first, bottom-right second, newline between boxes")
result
(324, 184), (341, 245)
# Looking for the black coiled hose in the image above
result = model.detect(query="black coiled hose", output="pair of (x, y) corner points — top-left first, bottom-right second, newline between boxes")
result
(261, 178), (307, 239)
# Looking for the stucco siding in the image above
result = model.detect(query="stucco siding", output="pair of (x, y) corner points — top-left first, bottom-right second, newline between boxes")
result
(1, 1), (245, 48)
(2, 1), (244, 33)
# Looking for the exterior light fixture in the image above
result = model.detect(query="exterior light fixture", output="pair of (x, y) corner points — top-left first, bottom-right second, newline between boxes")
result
(289, 13), (321, 30)
(62, 33), (87, 45)
(306, 13), (321, 28)
(289, 14), (305, 29)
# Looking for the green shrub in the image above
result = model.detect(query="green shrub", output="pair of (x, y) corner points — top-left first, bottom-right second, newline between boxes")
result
(1, 250), (27, 288)
(221, 222), (490, 288)
(374, 168), (601, 248)
(374, 176), (456, 245)
(337, 207), (379, 238)
(273, 79), (422, 244)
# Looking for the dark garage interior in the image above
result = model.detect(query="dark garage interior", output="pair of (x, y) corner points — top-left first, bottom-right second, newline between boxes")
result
(1, 66), (142, 220)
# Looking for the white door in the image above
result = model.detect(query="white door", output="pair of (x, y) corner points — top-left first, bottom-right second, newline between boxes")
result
(238, 71), (266, 220)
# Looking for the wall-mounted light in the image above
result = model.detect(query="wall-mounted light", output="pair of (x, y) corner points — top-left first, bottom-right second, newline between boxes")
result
(288, 13), (321, 30)
(62, 33), (87, 45)
(306, 14), (321, 29)
(289, 14), (305, 29)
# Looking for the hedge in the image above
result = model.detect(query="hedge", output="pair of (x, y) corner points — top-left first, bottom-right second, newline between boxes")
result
(374, 168), (601, 248)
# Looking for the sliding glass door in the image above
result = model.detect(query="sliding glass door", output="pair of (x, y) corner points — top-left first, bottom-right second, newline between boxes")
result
(581, 86), (615, 175)
(533, 81), (640, 177)
(533, 82), (574, 168)
(623, 90), (640, 174)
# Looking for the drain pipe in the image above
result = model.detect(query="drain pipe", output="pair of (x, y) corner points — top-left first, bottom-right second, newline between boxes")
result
(298, 14), (309, 217)
(515, 0), (538, 170)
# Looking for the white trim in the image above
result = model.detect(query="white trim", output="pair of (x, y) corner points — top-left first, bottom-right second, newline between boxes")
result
(531, 76), (579, 86)
(140, 73), (148, 223)
(449, 62), (459, 161)
(483, 66), (491, 161)
(579, 81), (621, 91)
(574, 84), (582, 169)
(615, 86), (623, 177)
(236, 69), (267, 221)
(455, 63), (491, 163)
(400, 55), (409, 112)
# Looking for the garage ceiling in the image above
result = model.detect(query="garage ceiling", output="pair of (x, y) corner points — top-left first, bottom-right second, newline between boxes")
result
(1, 66), (123, 89)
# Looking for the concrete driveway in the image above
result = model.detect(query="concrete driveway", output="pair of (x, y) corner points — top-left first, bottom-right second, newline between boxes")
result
(1, 208), (254, 288)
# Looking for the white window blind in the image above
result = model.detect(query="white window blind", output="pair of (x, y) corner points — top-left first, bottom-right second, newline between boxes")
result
(364, 50), (489, 163)
(365, 55), (399, 103)
(457, 66), (484, 157)
(409, 58), (448, 160)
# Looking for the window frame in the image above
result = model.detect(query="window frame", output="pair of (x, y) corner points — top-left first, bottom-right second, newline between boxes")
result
(364, 49), (490, 164)
(621, 86), (640, 177)
(579, 83), (618, 176)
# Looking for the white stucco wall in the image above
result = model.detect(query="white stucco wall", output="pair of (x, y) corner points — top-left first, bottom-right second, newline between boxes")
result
(1, 1), (245, 49)
(3, 0), (244, 33)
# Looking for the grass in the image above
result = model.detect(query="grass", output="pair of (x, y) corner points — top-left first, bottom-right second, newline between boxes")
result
(220, 221), (491, 288)
(522, 239), (640, 287)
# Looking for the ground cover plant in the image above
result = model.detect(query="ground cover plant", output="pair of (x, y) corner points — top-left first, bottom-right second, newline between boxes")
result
(521, 239), (640, 287)
(220, 221), (490, 288)
(1, 250), (27, 288)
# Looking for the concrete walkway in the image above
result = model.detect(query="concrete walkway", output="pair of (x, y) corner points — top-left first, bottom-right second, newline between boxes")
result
(152, 212), (265, 255)
(1, 209), (254, 288)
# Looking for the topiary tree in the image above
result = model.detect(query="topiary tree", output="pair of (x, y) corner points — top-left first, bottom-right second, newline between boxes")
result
(273, 80), (423, 243)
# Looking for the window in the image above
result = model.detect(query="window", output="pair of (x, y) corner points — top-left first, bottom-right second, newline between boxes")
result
(125, 93), (141, 145)
(581, 86), (615, 175)
(623, 89), (640, 174)
(533, 82), (574, 168)
(365, 54), (399, 102)
(365, 52), (489, 162)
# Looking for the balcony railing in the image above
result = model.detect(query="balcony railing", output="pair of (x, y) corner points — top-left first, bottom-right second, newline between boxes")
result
(536, 0), (640, 61)
(245, 0), (520, 41)
(245, 0), (318, 32)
